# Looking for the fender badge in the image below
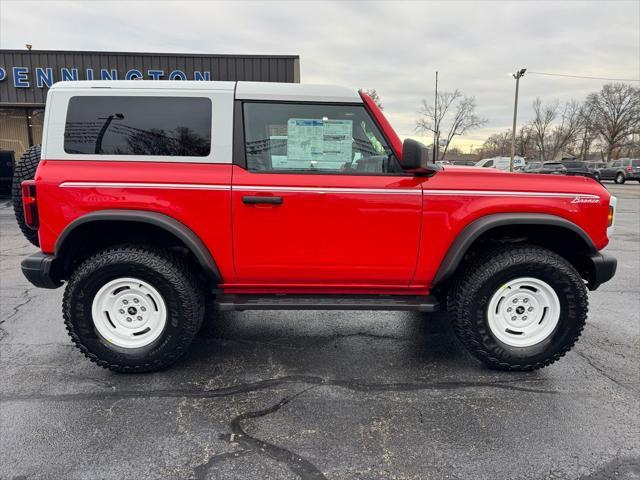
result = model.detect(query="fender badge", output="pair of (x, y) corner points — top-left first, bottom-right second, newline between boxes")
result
(571, 196), (600, 204)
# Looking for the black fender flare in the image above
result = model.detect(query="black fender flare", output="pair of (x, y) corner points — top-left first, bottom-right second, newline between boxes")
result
(431, 213), (597, 287)
(55, 209), (222, 283)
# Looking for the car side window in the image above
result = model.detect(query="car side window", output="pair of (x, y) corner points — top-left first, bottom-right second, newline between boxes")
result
(64, 96), (212, 156)
(483, 160), (493, 167)
(242, 102), (400, 174)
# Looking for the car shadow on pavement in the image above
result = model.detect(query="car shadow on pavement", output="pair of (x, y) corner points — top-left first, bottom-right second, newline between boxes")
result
(187, 310), (528, 381)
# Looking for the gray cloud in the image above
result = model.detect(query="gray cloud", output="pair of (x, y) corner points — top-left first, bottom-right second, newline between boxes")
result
(2, 0), (638, 148)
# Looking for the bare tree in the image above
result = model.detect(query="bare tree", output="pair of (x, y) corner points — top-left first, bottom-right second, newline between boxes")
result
(530, 98), (584, 161)
(574, 103), (600, 160)
(530, 98), (558, 161)
(478, 130), (511, 157)
(587, 83), (640, 160)
(548, 100), (584, 160)
(363, 88), (384, 110)
(515, 125), (536, 159)
(416, 90), (487, 161)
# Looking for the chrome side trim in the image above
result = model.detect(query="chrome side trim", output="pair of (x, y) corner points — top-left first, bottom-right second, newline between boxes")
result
(60, 182), (231, 191)
(423, 189), (600, 199)
(233, 185), (421, 195)
(58, 183), (601, 200)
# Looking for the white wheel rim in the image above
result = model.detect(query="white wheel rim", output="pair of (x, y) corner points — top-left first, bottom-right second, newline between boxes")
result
(91, 277), (167, 349)
(487, 277), (560, 347)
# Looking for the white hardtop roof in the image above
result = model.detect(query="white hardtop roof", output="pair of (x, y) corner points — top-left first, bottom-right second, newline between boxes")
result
(50, 80), (362, 102)
(50, 80), (236, 91)
(235, 82), (361, 102)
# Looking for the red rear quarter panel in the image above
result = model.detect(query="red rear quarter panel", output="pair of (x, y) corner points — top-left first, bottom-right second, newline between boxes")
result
(34, 160), (235, 281)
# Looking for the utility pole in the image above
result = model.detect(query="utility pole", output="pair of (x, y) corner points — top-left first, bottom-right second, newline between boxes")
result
(433, 71), (439, 163)
(510, 68), (526, 172)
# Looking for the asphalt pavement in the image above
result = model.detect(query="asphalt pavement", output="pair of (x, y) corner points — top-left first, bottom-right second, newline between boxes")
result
(1, 183), (638, 480)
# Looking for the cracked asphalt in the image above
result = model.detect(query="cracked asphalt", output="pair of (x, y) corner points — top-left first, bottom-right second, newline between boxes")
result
(1, 184), (639, 480)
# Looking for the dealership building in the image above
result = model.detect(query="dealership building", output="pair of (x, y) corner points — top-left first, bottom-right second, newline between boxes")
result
(0, 49), (300, 161)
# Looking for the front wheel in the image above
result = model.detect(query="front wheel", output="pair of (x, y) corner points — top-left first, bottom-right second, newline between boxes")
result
(447, 245), (587, 371)
(63, 245), (205, 372)
(615, 172), (625, 184)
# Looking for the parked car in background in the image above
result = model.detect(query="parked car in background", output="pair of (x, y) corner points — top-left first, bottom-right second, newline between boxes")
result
(435, 160), (453, 166)
(598, 159), (640, 184)
(475, 156), (525, 171)
(525, 162), (567, 175)
(523, 161), (542, 173)
(450, 160), (477, 166)
(0, 151), (15, 196)
(586, 162), (608, 181)
(560, 161), (597, 180)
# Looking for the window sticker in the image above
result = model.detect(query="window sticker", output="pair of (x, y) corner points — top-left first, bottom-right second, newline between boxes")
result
(286, 118), (353, 169)
(322, 119), (353, 165)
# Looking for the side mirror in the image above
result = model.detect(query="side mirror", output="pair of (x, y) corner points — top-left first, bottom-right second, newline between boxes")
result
(401, 139), (441, 176)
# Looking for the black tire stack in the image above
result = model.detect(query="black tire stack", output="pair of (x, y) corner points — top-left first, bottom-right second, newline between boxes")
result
(11, 145), (42, 247)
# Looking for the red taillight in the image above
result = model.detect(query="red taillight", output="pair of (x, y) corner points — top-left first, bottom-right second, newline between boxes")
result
(626, 166), (633, 173)
(21, 180), (38, 229)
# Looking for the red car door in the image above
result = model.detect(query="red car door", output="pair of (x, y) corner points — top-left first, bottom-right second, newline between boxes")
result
(231, 101), (423, 287)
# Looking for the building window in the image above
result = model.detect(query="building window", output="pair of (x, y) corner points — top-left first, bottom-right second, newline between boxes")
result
(64, 96), (212, 156)
(0, 108), (34, 160)
(28, 109), (45, 146)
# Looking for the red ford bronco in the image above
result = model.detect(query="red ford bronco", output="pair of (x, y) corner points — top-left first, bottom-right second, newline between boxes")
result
(15, 80), (617, 373)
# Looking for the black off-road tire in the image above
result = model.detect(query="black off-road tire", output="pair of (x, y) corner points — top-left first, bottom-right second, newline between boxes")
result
(447, 244), (588, 371)
(63, 245), (205, 373)
(11, 145), (41, 246)
(614, 172), (625, 184)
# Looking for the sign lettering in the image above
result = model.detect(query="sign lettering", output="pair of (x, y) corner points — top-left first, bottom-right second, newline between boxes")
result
(0, 66), (212, 87)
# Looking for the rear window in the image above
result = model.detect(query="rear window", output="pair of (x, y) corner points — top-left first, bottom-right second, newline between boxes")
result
(545, 163), (565, 170)
(64, 96), (212, 156)
(563, 162), (588, 170)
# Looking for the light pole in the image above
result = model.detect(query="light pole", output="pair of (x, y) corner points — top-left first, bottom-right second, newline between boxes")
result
(510, 68), (526, 172)
(95, 113), (124, 154)
(433, 71), (439, 163)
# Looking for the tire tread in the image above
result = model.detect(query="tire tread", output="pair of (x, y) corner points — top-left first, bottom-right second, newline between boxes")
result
(447, 244), (588, 371)
(11, 145), (41, 247)
(63, 244), (205, 373)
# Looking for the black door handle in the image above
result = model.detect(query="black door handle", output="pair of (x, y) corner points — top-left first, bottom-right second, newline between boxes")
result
(242, 195), (283, 205)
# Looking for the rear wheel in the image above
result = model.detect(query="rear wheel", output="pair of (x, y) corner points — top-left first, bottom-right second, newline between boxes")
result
(11, 145), (41, 246)
(615, 172), (625, 184)
(447, 245), (587, 371)
(63, 245), (205, 372)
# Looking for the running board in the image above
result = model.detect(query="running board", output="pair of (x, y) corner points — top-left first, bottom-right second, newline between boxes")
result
(214, 294), (440, 312)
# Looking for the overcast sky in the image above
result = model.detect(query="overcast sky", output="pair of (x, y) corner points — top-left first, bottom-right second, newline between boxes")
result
(2, 0), (639, 151)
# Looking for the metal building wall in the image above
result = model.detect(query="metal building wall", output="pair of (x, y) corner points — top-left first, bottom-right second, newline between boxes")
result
(0, 50), (301, 106)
